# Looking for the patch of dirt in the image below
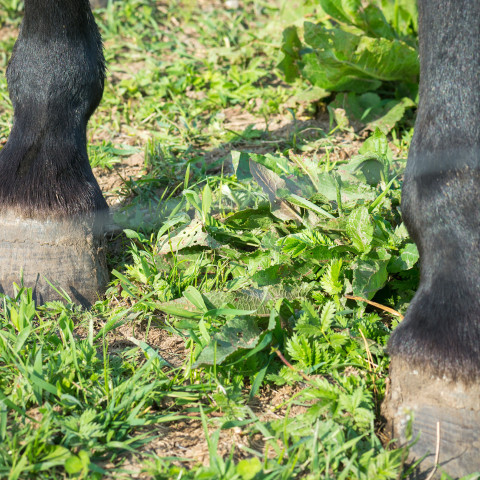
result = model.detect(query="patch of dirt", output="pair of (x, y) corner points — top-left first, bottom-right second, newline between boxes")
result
(251, 383), (309, 419)
(81, 307), (311, 477)
(93, 152), (146, 206)
(76, 310), (187, 367)
(116, 318), (186, 367)
(149, 383), (309, 465)
(101, 382), (309, 478)
(88, 107), (368, 211)
(0, 24), (17, 43)
(199, 108), (367, 178)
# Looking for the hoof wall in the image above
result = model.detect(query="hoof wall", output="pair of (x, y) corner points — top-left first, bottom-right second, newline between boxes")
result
(0, 214), (108, 307)
(383, 358), (480, 478)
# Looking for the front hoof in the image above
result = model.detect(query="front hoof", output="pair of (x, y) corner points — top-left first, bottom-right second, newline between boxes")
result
(0, 213), (108, 307)
(383, 358), (480, 478)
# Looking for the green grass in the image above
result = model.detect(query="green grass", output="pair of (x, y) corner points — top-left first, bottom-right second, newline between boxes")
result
(0, 0), (456, 478)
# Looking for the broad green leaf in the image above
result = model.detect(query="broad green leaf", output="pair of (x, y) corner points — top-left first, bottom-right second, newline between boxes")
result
(252, 265), (284, 287)
(123, 229), (144, 241)
(156, 304), (203, 320)
(399, 243), (419, 268)
(159, 287), (311, 320)
(193, 317), (262, 367)
(331, 93), (415, 133)
(278, 26), (302, 82)
(183, 286), (208, 312)
(346, 207), (374, 253)
(318, 0), (396, 39)
(226, 207), (274, 230)
(378, 0), (418, 35)
(344, 156), (385, 186)
(352, 258), (389, 299)
(249, 161), (302, 222)
(30, 373), (58, 397)
(237, 457), (262, 480)
(14, 326), (32, 353)
(367, 97), (416, 133)
(36, 446), (71, 470)
(249, 153), (297, 176)
(183, 189), (202, 212)
(358, 127), (392, 158)
(201, 183), (212, 219)
(317, 0), (363, 28)
(296, 22), (418, 94)
(231, 151), (252, 180)
(249, 358), (270, 400)
(65, 454), (84, 475)
(388, 243), (419, 272)
(285, 193), (335, 218)
(156, 218), (223, 255)
(204, 307), (256, 317)
(315, 172), (376, 206)
(32, 348), (43, 403)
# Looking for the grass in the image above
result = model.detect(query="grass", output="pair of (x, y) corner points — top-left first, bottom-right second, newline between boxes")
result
(0, 1), (459, 479)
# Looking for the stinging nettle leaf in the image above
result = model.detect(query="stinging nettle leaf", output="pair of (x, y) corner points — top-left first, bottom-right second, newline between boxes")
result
(388, 243), (419, 273)
(193, 317), (263, 367)
(346, 207), (374, 253)
(352, 257), (389, 299)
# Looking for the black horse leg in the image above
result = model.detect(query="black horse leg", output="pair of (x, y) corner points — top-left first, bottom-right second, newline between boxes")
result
(384, 0), (480, 476)
(0, 0), (108, 306)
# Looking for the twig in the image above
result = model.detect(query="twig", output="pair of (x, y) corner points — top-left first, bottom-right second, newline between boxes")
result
(274, 349), (312, 382)
(345, 295), (404, 320)
(425, 422), (441, 480)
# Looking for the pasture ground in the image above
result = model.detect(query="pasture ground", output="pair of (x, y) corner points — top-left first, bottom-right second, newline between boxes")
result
(0, 1), (426, 479)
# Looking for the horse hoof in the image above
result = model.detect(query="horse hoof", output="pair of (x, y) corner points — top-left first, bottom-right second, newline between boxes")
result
(0, 213), (108, 307)
(383, 358), (480, 478)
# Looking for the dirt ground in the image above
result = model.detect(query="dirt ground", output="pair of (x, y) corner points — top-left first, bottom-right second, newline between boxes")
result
(92, 305), (312, 477)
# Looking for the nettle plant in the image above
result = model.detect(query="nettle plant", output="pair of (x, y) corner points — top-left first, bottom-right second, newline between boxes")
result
(114, 126), (418, 386)
(106, 125), (418, 477)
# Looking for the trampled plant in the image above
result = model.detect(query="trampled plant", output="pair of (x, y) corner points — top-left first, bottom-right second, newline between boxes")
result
(105, 125), (419, 478)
